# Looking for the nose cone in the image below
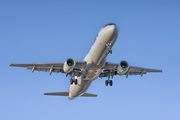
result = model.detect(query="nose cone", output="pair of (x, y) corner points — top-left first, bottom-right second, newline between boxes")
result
(102, 23), (118, 33)
(108, 24), (118, 34)
(103, 25), (118, 40)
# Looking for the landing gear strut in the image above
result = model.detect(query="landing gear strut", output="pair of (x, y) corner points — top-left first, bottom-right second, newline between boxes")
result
(105, 80), (113, 86)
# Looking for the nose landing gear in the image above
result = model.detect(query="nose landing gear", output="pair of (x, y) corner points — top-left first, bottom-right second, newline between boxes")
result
(108, 50), (112, 54)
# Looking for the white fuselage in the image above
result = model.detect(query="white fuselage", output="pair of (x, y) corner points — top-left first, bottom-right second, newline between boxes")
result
(68, 24), (119, 100)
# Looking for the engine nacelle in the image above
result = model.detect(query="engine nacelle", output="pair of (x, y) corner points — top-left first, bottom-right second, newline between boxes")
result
(117, 60), (129, 75)
(63, 58), (76, 73)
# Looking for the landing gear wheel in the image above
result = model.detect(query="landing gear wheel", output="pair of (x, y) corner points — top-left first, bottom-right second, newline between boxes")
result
(74, 79), (78, 85)
(109, 80), (113, 86)
(70, 79), (78, 85)
(105, 80), (109, 86)
(109, 50), (112, 54)
(105, 80), (113, 86)
(70, 79), (73, 85)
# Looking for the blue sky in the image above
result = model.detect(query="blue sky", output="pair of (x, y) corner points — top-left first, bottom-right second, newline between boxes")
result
(0, 1), (180, 120)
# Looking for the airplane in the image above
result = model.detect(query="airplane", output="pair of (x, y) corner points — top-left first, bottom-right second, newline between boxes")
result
(10, 23), (162, 100)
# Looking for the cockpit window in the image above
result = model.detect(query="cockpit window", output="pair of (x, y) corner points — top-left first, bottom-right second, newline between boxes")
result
(103, 23), (116, 28)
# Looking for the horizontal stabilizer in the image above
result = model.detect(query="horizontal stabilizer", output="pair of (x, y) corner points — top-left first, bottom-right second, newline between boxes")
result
(44, 92), (97, 97)
(81, 93), (97, 97)
(44, 92), (68, 96)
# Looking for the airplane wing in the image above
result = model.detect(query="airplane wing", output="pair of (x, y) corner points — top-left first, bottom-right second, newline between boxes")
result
(99, 62), (162, 78)
(9, 61), (86, 76)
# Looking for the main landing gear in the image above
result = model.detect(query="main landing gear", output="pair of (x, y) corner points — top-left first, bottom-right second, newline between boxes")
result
(70, 79), (78, 85)
(105, 70), (113, 86)
(105, 80), (113, 86)
(70, 75), (78, 85)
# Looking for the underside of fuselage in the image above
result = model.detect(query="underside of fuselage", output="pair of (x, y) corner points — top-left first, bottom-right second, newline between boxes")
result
(68, 23), (119, 100)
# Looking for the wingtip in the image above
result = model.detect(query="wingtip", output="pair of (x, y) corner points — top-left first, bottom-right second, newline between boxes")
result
(9, 63), (13, 66)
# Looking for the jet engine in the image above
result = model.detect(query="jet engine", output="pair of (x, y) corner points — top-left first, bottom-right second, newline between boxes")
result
(117, 60), (129, 75)
(63, 58), (76, 73)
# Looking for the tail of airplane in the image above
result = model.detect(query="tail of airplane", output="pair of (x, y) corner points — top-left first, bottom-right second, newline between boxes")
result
(44, 92), (97, 97)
